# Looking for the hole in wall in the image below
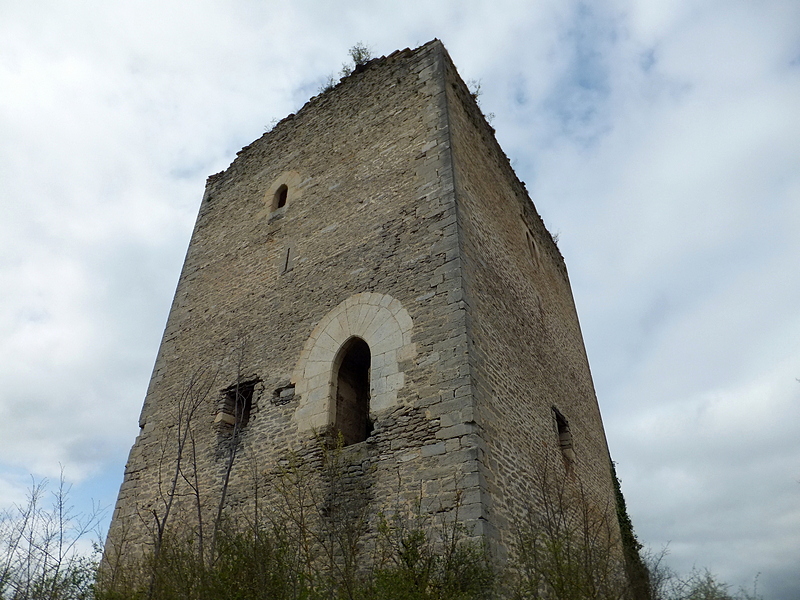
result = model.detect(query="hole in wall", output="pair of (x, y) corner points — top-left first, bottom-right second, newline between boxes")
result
(216, 379), (260, 429)
(334, 338), (372, 446)
(552, 406), (575, 468)
(273, 184), (288, 211)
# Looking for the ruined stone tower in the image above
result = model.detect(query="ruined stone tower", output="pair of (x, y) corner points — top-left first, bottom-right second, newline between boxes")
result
(107, 40), (622, 565)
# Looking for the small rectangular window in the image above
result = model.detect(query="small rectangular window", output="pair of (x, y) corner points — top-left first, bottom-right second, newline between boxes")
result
(215, 379), (259, 429)
(552, 406), (575, 467)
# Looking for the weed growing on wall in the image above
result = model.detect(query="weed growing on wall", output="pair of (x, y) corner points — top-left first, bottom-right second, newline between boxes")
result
(96, 435), (494, 600)
(319, 43), (375, 93)
(0, 461), (763, 600)
(507, 460), (629, 600)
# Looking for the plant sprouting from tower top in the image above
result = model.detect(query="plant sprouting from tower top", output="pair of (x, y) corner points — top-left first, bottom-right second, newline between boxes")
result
(467, 79), (482, 101)
(340, 42), (373, 77)
(467, 78), (495, 124)
(319, 43), (375, 93)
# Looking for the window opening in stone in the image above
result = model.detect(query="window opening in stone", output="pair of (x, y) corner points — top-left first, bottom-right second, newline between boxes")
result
(282, 246), (292, 273)
(552, 407), (575, 466)
(273, 184), (288, 210)
(216, 379), (258, 429)
(525, 229), (540, 268)
(334, 337), (372, 446)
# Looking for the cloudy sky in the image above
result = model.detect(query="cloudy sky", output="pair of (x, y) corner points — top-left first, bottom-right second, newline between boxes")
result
(1, 0), (798, 596)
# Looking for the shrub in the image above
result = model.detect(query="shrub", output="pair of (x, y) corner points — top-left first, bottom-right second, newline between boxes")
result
(0, 474), (101, 600)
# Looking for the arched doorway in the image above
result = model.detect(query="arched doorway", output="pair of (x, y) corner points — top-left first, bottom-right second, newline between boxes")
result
(334, 337), (371, 445)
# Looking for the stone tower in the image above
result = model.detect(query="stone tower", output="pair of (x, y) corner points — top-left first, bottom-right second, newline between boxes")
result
(107, 40), (622, 565)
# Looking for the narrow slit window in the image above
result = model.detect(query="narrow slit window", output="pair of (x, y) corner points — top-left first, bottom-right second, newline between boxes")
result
(273, 184), (288, 211)
(520, 216), (541, 269)
(280, 244), (295, 274)
(525, 229), (540, 267)
(552, 407), (575, 467)
(334, 338), (372, 446)
(283, 247), (292, 273)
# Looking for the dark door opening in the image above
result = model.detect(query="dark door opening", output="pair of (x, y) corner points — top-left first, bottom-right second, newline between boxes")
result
(335, 338), (372, 445)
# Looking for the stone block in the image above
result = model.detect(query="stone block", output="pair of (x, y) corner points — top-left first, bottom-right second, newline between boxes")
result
(421, 442), (446, 457)
(435, 423), (476, 439)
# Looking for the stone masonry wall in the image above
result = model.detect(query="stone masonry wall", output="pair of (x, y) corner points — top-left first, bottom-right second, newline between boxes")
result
(106, 41), (486, 558)
(106, 40), (621, 571)
(441, 49), (620, 555)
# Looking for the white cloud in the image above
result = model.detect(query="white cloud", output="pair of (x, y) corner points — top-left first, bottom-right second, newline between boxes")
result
(1, 0), (799, 596)
(612, 359), (800, 588)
